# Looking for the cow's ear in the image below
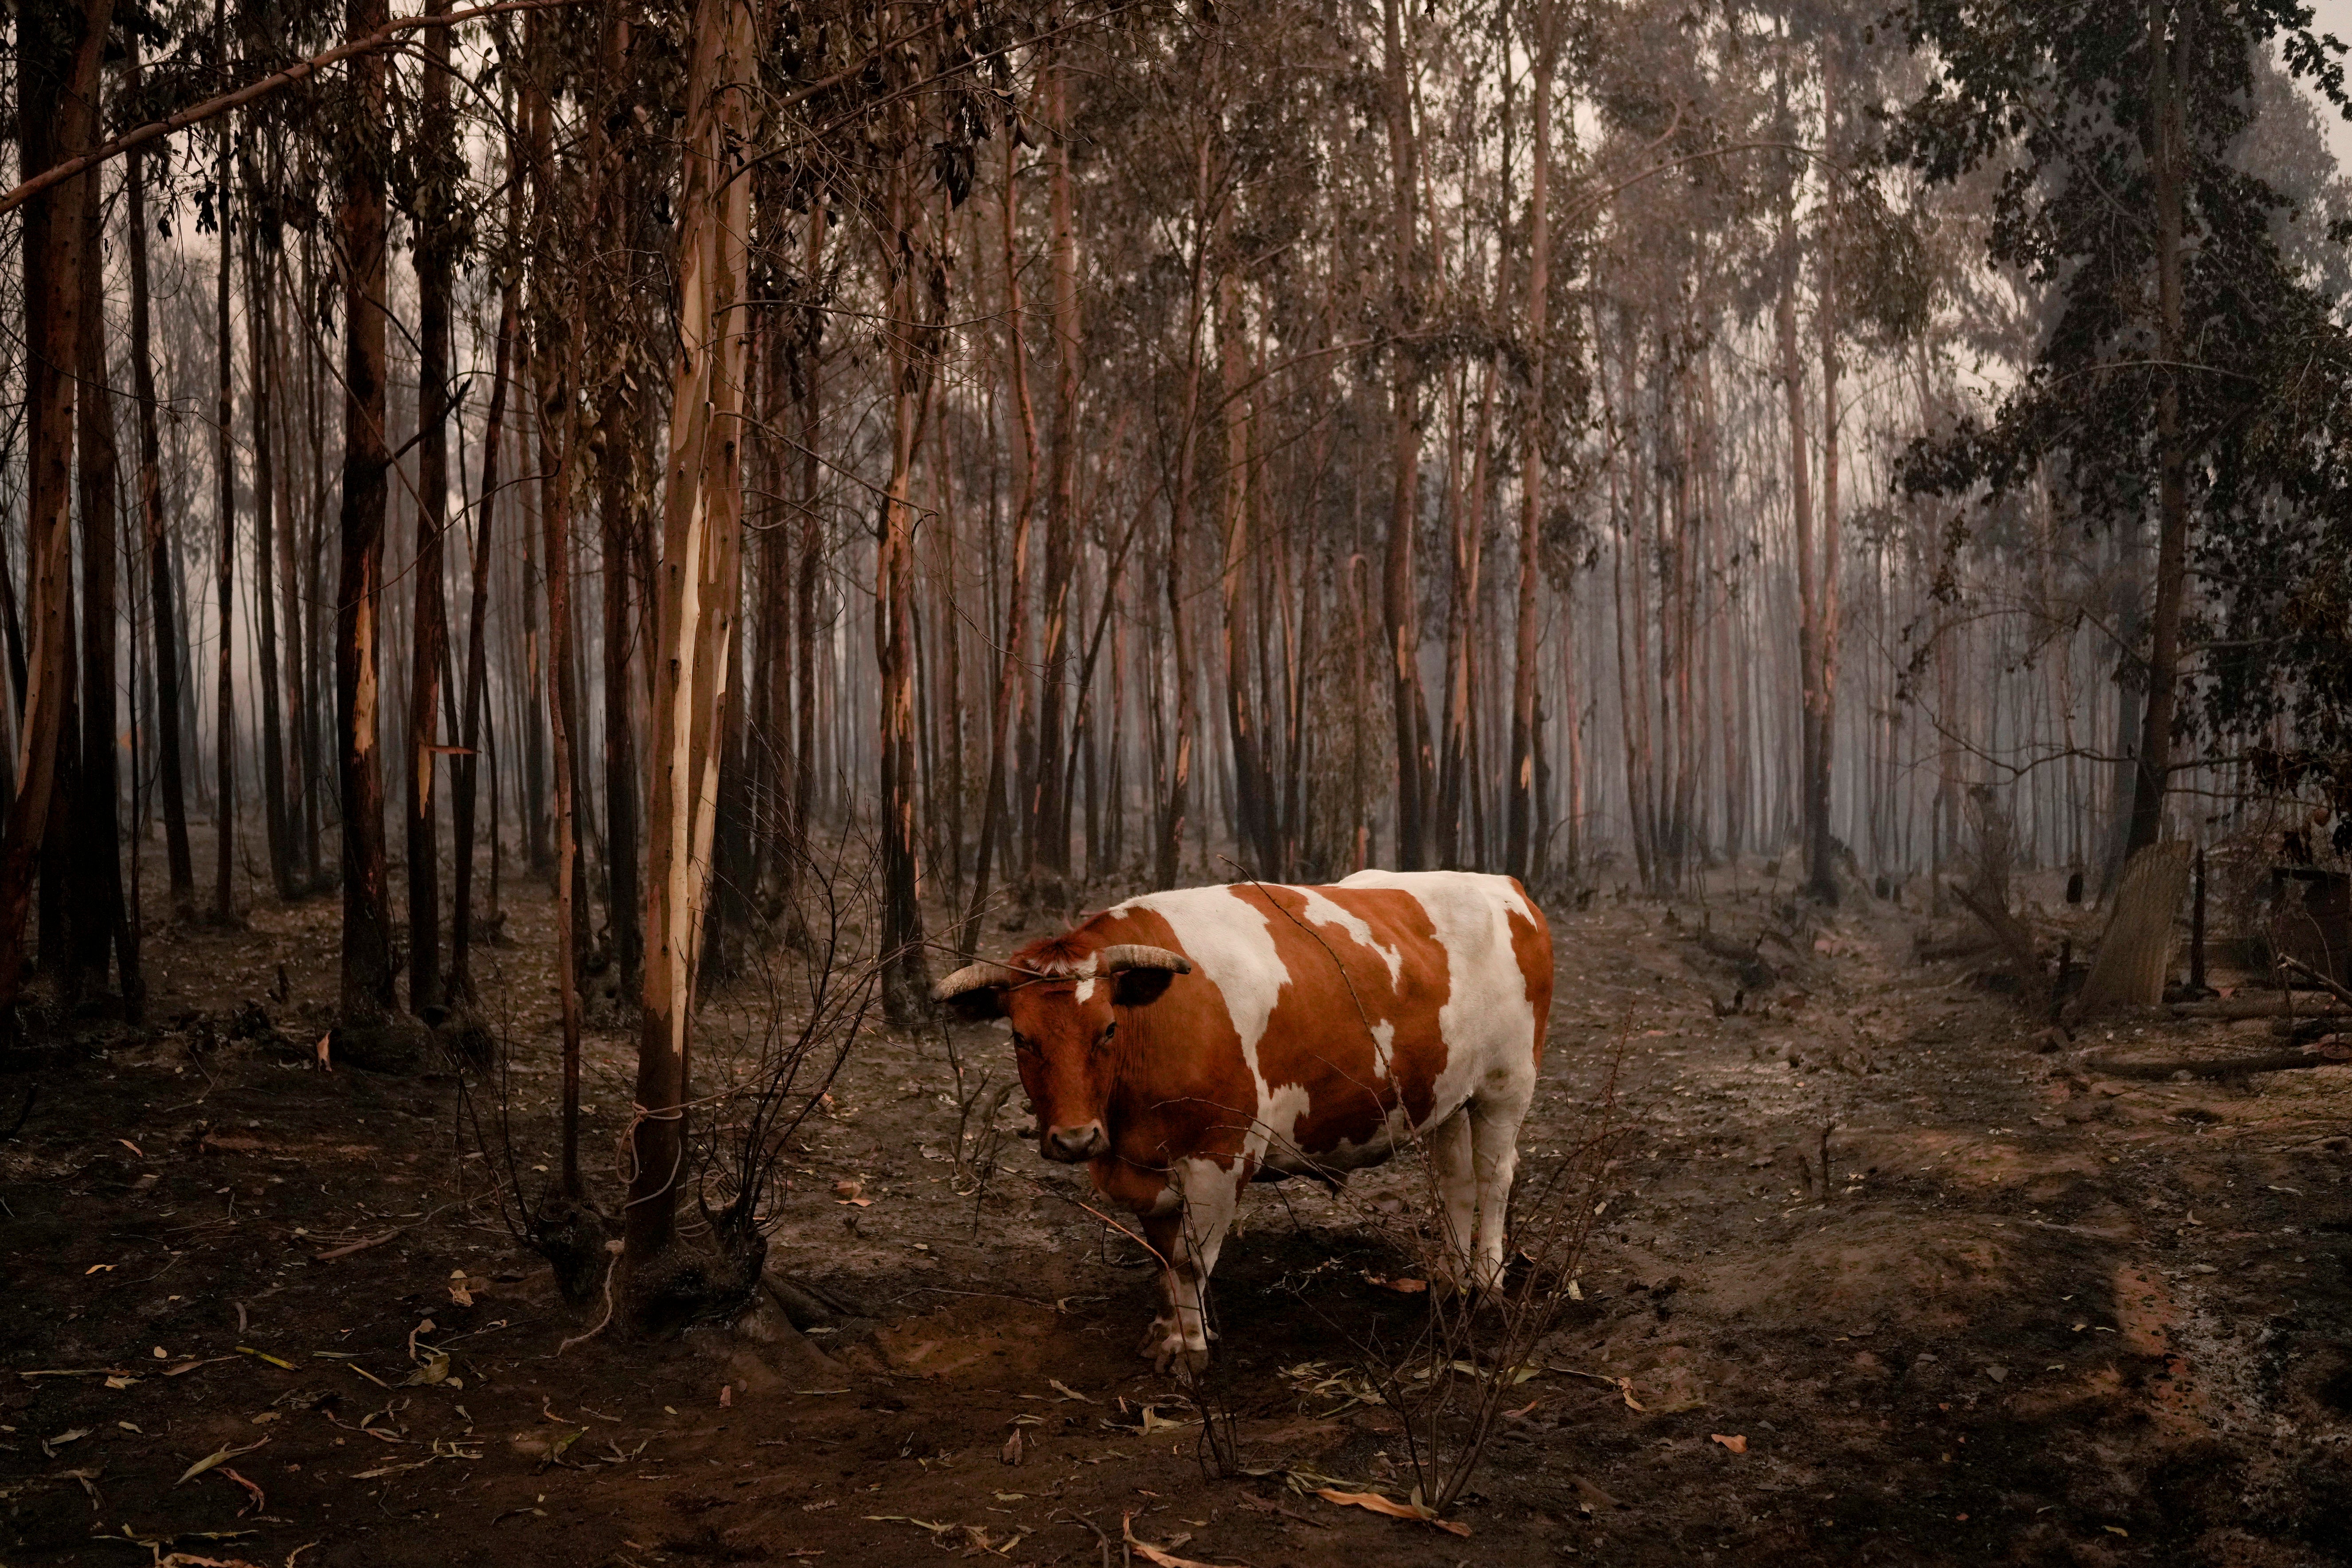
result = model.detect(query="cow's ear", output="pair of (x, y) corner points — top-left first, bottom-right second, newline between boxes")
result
(932, 962), (1015, 1021)
(1101, 945), (1191, 1009)
(1112, 967), (1178, 1008)
(942, 986), (1006, 1022)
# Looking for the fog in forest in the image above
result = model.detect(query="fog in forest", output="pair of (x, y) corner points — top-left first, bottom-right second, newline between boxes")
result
(5, 3), (2352, 1563)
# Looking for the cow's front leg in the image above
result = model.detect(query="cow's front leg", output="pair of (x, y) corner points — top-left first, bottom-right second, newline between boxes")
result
(1135, 1158), (1241, 1375)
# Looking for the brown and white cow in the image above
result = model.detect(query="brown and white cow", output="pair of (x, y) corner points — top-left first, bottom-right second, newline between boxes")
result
(932, 870), (1552, 1372)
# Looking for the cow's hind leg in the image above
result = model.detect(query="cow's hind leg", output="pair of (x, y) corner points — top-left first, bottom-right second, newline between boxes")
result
(1466, 1079), (1533, 1291)
(1136, 1158), (1242, 1375)
(1428, 1109), (1480, 1287)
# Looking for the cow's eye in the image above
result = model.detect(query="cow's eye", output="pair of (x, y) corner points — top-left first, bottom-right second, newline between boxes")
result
(1008, 1030), (1030, 1052)
(1099, 1021), (1117, 1044)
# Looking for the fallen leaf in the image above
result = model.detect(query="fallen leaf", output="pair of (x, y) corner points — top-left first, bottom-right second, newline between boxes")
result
(831, 1179), (863, 1201)
(1000, 1428), (1024, 1465)
(86, 1263), (116, 1275)
(56, 1466), (102, 1510)
(39, 1427), (92, 1459)
(119, 1139), (144, 1157)
(1122, 1511), (1231, 1566)
(1364, 1273), (1429, 1294)
(1048, 1378), (1097, 1404)
(315, 1033), (333, 1070)
(719, 1385), (733, 1408)
(217, 1466), (266, 1516)
(1710, 1433), (1748, 1454)
(1312, 1488), (1472, 1537)
(237, 1346), (296, 1371)
(177, 1436), (268, 1486)
(165, 1357), (234, 1377)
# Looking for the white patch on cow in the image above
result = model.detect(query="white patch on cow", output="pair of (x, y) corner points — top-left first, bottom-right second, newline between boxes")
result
(1336, 870), (1535, 1100)
(1369, 1019), (1395, 1078)
(1110, 885), (1303, 1169)
(1296, 888), (1404, 986)
(1074, 978), (1098, 1004)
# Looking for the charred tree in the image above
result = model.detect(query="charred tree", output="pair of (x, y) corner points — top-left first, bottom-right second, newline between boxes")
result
(404, 0), (459, 1016)
(333, 0), (397, 1026)
(0, 0), (110, 1014)
(124, 38), (195, 925)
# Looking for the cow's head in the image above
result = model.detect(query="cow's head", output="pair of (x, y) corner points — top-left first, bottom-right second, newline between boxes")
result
(930, 945), (1192, 1163)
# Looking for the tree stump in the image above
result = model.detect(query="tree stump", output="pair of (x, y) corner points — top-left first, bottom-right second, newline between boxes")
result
(2066, 841), (2194, 1022)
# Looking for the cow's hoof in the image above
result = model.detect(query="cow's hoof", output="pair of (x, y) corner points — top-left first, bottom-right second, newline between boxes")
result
(1139, 1322), (1207, 1376)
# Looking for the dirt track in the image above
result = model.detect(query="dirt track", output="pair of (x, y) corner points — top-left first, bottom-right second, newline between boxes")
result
(5, 869), (2350, 1567)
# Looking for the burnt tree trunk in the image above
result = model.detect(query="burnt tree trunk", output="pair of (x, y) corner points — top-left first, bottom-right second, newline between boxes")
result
(876, 156), (938, 1024)
(334, 0), (397, 1025)
(246, 191), (296, 903)
(966, 133), (1036, 954)
(72, 98), (131, 1007)
(211, 13), (238, 925)
(404, 0), (456, 1015)
(0, 0), (109, 1013)
(449, 276), (516, 1006)
(1381, 0), (1431, 871)
(2127, 4), (2189, 857)
(124, 47), (195, 924)
(1507, 1), (1555, 882)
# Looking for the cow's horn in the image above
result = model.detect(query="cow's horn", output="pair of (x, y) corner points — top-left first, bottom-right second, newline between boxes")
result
(930, 961), (1021, 1002)
(1097, 945), (1192, 976)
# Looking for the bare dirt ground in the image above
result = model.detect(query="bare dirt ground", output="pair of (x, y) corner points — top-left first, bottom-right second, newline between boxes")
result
(5, 848), (2351, 1568)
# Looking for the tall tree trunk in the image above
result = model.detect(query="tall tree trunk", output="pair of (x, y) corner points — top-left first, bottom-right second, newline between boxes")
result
(247, 199), (296, 902)
(1381, 0), (1430, 871)
(405, 0), (455, 1014)
(521, 14), (588, 1193)
(212, 8), (238, 926)
(2128, 4), (2188, 856)
(1508, 4), (1555, 881)
(788, 194), (824, 942)
(877, 161), (938, 1024)
(1218, 274), (1275, 874)
(625, 0), (756, 1310)
(1807, 48), (1842, 903)
(964, 149), (1037, 955)
(1778, 199), (1821, 898)
(74, 100), (131, 1007)
(450, 272), (517, 1006)
(599, 430), (643, 994)
(335, 0), (397, 1025)
(1035, 50), (1082, 887)
(1, 0), (109, 1012)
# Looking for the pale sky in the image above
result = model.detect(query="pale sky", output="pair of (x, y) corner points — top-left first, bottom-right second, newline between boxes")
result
(2307, 0), (2352, 172)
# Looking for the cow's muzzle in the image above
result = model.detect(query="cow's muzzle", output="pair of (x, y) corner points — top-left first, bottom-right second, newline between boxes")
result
(1044, 1121), (1107, 1163)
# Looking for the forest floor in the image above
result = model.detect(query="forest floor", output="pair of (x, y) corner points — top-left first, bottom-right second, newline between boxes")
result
(4, 845), (2351, 1568)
